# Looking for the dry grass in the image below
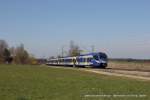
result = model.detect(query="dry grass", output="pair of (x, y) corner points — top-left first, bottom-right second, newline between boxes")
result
(108, 60), (150, 71)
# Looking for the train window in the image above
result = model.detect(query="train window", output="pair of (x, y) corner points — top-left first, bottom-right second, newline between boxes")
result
(80, 58), (82, 62)
(93, 55), (99, 60)
(78, 58), (82, 62)
(87, 58), (89, 62)
(86, 58), (88, 62)
(66, 59), (68, 62)
(77, 58), (80, 62)
(66, 59), (72, 62)
(99, 53), (107, 60)
(83, 58), (85, 62)
(84, 58), (86, 62)
(90, 58), (92, 61)
(82, 58), (84, 62)
(87, 58), (91, 62)
(69, 59), (71, 62)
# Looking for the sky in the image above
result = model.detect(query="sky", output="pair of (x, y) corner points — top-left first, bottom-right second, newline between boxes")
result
(0, 0), (150, 59)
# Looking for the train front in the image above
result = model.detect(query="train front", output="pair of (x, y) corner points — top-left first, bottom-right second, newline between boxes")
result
(92, 52), (108, 68)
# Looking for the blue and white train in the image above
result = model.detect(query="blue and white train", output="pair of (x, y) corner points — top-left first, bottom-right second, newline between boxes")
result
(47, 52), (108, 68)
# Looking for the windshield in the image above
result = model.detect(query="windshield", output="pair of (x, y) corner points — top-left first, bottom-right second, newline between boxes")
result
(99, 53), (107, 60)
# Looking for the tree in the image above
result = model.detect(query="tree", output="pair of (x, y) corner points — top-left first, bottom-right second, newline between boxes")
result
(28, 55), (38, 65)
(10, 46), (15, 57)
(3, 48), (13, 64)
(0, 40), (8, 63)
(14, 44), (30, 64)
(3, 48), (10, 59)
(68, 40), (81, 56)
(0, 40), (36, 64)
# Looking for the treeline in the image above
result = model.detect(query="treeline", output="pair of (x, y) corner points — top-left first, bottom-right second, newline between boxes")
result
(0, 40), (37, 64)
(109, 58), (150, 63)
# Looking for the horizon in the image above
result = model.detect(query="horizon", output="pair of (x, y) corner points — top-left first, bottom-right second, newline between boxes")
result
(0, 0), (150, 59)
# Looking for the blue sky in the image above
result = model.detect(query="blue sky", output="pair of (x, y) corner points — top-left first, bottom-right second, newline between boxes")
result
(0, 0), (150, 59)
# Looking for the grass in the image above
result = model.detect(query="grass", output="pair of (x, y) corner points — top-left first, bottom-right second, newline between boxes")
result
(0, 64), (150, 100)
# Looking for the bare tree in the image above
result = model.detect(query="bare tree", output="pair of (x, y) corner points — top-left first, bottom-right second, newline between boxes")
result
(10, 46), (16, 57)
(68, 40), (81, 56)
(14, 44), (29, 64)
(0, 40), (36, 64)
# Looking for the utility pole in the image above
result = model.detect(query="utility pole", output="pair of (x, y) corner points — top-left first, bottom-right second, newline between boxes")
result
(91, 45), (95, 53)
(61, 46), (64, 57)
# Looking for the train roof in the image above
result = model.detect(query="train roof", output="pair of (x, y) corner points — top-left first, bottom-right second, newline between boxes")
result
(80, 52), (106, 56)
(61, 52), (106, 58)
(48, 52), (106, 60)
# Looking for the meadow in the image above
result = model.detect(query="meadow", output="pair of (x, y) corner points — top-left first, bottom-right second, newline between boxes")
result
(0, 64), (150, 100)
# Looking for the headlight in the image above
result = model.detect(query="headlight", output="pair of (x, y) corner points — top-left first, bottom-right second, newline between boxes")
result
(101, 60), (107, 63)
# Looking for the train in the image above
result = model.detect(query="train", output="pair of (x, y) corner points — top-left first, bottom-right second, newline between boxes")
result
(47, 52), (108, 68)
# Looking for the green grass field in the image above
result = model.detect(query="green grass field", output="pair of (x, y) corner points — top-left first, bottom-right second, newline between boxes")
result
(0, 64), (150, 100)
